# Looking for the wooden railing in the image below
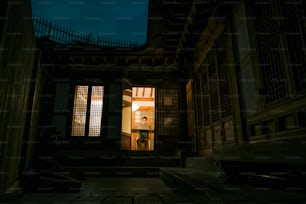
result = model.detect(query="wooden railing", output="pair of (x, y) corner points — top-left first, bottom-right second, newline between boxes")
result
(33, 16), (140, 48)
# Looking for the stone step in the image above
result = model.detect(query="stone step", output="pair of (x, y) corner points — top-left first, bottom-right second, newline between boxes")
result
(55, 156), (123, 167)
(64, 166), (160, 178)
(124, 150), (159, 157)
(56, 157), (180, 167)
(54, 151), (180, 167)
(124, 156), (180, 167)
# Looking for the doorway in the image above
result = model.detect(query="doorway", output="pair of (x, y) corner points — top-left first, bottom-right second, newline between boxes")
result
(131, 87), (155, 151)
(121, 86), (155, 151)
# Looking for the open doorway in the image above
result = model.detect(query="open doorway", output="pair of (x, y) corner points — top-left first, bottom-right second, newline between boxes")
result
(131, 87), (155, 151)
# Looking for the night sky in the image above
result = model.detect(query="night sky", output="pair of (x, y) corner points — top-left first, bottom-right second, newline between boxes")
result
(31, 0), (149, 44)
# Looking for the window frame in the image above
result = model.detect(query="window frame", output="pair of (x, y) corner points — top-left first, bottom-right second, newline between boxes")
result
(70, 84), (105, 138)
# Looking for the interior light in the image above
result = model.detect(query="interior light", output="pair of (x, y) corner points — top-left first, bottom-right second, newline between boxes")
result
(132, 103), (140, 111)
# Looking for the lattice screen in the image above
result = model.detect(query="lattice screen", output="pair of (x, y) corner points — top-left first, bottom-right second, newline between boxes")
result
(218, 42), (232, 117)
(283, 1), (306, 91)
(157, 89), (179, 136)
(71, 85), (104, 137)
(208, 55), (220, 122)
(219, 69), (231, 117)
(253, 1), (288, 104)
(88, 86), (104, 137)
(71, 86), (88, 136)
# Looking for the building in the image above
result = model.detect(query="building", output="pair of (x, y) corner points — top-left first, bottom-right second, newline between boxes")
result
(0, 0), (305, 203)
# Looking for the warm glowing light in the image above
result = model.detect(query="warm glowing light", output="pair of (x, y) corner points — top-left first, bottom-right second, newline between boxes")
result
(132, 103), (140, 111)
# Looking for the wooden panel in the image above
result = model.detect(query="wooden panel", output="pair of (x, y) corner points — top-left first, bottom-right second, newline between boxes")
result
(224, 120), (235, 143)
(214, 125), (222, 146)
(157, 88), (180, 136)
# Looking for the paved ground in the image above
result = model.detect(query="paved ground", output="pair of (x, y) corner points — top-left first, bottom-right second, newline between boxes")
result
(2, 177), (304, 203)
(1, 177), (211, 204)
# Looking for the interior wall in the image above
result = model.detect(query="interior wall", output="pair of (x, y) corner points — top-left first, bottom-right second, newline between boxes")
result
(122, 107), (131, 134)
(0, 0), (39, 193)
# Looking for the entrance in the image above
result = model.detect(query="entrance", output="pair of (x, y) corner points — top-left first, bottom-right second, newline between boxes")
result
(131, 87), (155, 151)
(121, 86), (155, 151)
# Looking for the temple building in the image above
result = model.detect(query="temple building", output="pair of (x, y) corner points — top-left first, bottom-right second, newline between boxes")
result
(0, 0), (306, 203)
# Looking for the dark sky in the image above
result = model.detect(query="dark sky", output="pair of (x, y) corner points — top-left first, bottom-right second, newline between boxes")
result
(31, 0), (149, 44)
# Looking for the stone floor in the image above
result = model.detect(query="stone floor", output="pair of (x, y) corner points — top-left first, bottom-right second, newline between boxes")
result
(2, 176), (305, 204)
(1, 177), (211, 204)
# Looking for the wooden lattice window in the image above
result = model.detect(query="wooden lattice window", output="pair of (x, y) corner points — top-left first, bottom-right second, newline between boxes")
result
(208, 54), (220, 122)
(71, 85), (104, 137)
(157, 89), (179, 136)
(217, 34), (232, 117)
(219, 65), (232, 117)
(283, 1), (306, 91)
(253, 0), (288, 104)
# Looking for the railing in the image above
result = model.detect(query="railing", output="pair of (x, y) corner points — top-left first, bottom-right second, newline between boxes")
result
(33, 16), (140, 48)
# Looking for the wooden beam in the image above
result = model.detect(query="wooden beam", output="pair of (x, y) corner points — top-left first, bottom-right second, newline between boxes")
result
(194, 18), (224, 71)
(132, 97), (154, 101)
(150, 88), (153, 97)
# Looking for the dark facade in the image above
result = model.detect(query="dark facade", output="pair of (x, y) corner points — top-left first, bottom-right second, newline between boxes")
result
(1, 0), (306, 202)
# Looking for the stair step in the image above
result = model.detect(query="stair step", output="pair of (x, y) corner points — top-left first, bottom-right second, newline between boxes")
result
(55, 151), (180, 167)
(124, 151), (158, 157)
(125, 156), (180, 167)
(64, 166), (160, 177)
